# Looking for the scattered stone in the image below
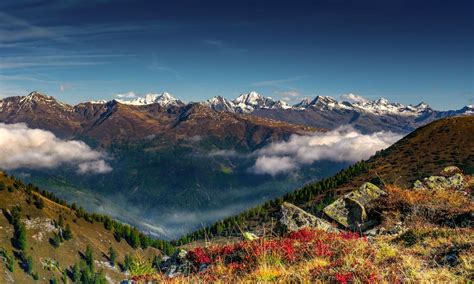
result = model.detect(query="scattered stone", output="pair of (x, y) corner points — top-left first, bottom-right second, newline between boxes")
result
(242, 232), (259, 241)
(413, 169), (467, 191)
(440, 166), (462, 177)
(278, 202), (338, 233)
(159, 249), (193, 277)
(447, 173), (465, 189)
(424, 176), (451, 190)
(323, 182), (386, 230)
(413, 180), (426, 190)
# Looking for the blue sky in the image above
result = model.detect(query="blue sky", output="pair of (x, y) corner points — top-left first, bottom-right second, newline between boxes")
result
(0, 0), (472, 110)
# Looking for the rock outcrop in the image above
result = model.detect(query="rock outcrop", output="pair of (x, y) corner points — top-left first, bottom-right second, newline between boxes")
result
(323, 182), (387, 231)
(278, 202), (338, 233)
(413, 166), (468, 191)
(159, 249), (192, 277)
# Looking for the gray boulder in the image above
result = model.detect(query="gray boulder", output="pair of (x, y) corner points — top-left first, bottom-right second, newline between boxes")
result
(278, 202), (338, 233)
(323, 182), (386, 231)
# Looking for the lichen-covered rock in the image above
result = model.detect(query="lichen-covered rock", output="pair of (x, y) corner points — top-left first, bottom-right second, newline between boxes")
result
(278, 202), (338, 233)
(440, 166), (462, 177)
(323, 182), (386, 230)
(424, 176), (449, 189)
(413, 180), (426, 190)
(415, 171), (467, 191)
(447, 173), (465, 189)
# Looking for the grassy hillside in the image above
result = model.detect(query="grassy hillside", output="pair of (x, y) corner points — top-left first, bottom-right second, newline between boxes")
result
(0, 172), (174, 283)
(175, 116), (474, 244)
(130, 169), (474, 282)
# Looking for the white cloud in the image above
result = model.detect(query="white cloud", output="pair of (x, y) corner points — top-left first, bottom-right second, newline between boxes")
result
(0, 123), (112, 174)
(77, 160), (112, 174)
(115, 91), (136, 98)
(340, 93), (370, 104)
(252, 156), (297, 176)
(277, 91), (300, 102)
(208, 149), (239, 157)
(251, 125), (403, 176)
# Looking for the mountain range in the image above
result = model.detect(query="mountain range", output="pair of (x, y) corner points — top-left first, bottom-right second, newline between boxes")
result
(93, 90), (473, 133)
(0, 91), (472, 239)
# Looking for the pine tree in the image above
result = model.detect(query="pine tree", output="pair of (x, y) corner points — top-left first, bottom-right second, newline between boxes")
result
(129, 229), (141, 249)
(26, 255), (33, 274)
(108, 246), (117, 266)
(85, 246), (94, 269)
(72, 263), (81, 282)
(63, 224), (72, 240)
(14, 222), (28, 250)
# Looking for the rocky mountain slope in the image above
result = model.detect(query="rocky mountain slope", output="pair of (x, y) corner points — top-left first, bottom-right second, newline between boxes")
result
(0, 91), (314, 144)
(0, 171), (174, 283)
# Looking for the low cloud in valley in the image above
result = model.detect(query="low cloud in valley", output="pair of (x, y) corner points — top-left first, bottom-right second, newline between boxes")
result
(251, 126), (403, 176)
(0, 123), (112, 174)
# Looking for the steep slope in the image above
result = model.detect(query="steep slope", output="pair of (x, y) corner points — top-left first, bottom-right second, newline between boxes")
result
(0, 92), (78, 138)
(0, 172), (173, 283)
(176, 116), (474, 243)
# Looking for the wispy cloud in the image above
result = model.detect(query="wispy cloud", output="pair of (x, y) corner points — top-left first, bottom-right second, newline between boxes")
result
(115, 91), (137, 98)
(275, 90), (301, 102)
(0, 11), (177, 46)
(0, 54), (123, 70)
(0, 74), (59, 84)
(202, 39), (247, 54)
(149, 60), (183, 80)
(0, 11), (58, 44)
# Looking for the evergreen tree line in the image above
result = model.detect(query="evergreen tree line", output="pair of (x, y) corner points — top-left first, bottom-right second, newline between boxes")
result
(173, 161), (369, 245)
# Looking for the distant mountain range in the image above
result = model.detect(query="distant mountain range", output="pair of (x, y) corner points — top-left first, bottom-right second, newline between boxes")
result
(89, 90), (473, 133)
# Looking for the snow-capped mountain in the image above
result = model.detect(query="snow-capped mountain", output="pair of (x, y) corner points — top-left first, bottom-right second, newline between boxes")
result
(115, 92), (185, 107)
(288, 95), (434, 117)
(231, 91), (291, 113)
(203, 96), (237, 112)
(71, 90), (472, 133)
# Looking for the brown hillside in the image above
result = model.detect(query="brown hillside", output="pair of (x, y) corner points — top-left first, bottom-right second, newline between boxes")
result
(0, 172), (161, 283)
(326, 116), (474, 200)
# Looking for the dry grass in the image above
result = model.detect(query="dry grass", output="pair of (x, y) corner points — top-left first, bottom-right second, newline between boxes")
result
(369, 184), (473, 227)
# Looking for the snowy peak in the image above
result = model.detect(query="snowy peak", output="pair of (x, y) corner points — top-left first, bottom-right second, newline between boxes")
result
(204, 96), (236, 112)
(116, 92), (184, 107)
(232, 91), (290, 113)
(346, 96), (433, 116)
(233, 91), (265, 105)
(18, 91), (72, 110)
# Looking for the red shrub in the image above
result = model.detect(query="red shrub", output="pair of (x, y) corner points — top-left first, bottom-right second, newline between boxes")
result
(335, 272), (353, 284)
(188, 247), (211, 264)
